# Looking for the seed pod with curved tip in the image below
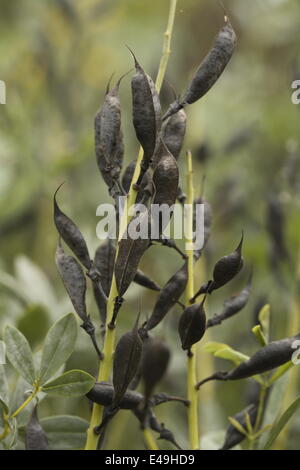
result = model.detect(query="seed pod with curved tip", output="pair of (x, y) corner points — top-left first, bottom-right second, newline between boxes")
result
(146, 262), (188, 331)
(211, 233), (244, 291)
(134, 270), (161, 292)
(129, 48), (162, 181)
(196, 333), (300, 389)
(55, 242), (88, 321)
(161, 108), (187, 161)
(25, 405), (49, 450)
(53, 187), (91, 270)
(206, 274), (252, 328)
(221, 404), (258, 450)
(141, 337), (170, 402)
(94, 75), (124, 196)
(178, 299), (206, 351)
(163, 18), (237, 120)
(114, 215), (150, 297)
(112, 317), (143, 407)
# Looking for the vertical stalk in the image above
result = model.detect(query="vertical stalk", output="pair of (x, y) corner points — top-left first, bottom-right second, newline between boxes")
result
(143, 429), (159, 450)
(185, 151), (199, 450)
(85, 0), (178, 451)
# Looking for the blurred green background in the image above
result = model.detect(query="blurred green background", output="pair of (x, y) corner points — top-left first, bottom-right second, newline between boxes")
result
(1, 0), (300, 450)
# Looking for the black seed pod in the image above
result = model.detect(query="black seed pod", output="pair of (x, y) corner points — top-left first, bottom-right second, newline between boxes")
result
(129, 48), (162, 179)
(163, 18), (237, 120)
(221, 404), (258, 450)
(178, 299), (206, 351)
(161, 109), (187, 161)
(55, 242), (87, 321)
(134, 270), (161, 292)
(211, 233), (244, 291)
(94, 76), (124, 196)
(94, 239), (116, 296)
(87, 382), (144, 410)
(266, 194), (288, 261)
(121, 160), (150, 199)
(146, 262), (188, 331)
(206, 275), (252, 328)
(54, 187), (91, 270)
(141, 337), (170, 401)
(152, 144), (179, 207)
(112, 317), (143, 407)
(25, 405), (49, 451)
(196, 333), (300, 389)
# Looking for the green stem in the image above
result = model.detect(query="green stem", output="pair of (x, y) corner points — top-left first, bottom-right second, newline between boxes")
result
(143, 428), (159, 450)
(185, 151), (199, 450)
(255, 385), (267, 433)
(11, 386), (40, 419)
(85, 0), (178, 451)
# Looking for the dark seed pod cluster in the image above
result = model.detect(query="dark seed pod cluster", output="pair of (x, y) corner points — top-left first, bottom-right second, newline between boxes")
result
(141, 337), (171, 402)
(112, 317), (143, 407)
(221, 404), (258, 450)
(146, 262), (188, 331)
(54, 187), (91, 270)
(94, 76), (125, 197)
(178, 299), (206, 351)
(129, 49), (162, 183)
(206, 275), (252, 328)
(163, 18), (237, 120)
(25, 406), (49, 451)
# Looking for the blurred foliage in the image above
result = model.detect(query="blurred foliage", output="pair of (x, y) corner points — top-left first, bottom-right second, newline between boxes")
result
(1, 0), (300, 450)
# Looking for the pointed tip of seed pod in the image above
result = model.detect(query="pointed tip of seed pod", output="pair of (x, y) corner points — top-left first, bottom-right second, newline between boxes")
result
(110, 69), (133, 95)
(236, 231), (244, 254)
(105, 72), (115, 95)
(54, 182), (66, 213)
(125, 44), (141, 71)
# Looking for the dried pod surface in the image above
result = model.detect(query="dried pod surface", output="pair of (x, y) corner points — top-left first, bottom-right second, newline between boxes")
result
(146, 262), (188, 331)
(178, 300), (206, 351)
(87, 382), (144, 410)
(121, 160), (150, 199)
(163, 19), (237, 120)
(114, 216), (150, 297)
(221, 404), (258, 450)
(113, 321), (143, 407)
(94, 239), (116, 297)
(207, 277), (252, 328)
(142, 337), (170, 401)
(152, 146), (179, 207)
(134, 270), (161, 292)
(211, 233), (244, 290)
(130, 49), (162, 176)
(54, 188), (91, 270)
(55, 243), (87, 321)
(94, 78), (124, 195)
(25, 405), (49, 451)
(161, 109), (187, 161)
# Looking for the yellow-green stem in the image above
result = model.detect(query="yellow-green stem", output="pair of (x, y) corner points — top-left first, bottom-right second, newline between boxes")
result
(185, 151), (199, 450)
(143, 429), (159, 450)
(85, 0), (178, 451)
(11, 386), (40, 419)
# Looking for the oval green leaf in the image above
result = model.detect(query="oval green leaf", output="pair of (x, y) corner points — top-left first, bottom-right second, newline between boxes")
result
(40, 415), (89, 450)
(39, 313), (78, 385)
(4, 325), (35, 385)
(264, 396), (300, 450)
(41, 370), (95, 397)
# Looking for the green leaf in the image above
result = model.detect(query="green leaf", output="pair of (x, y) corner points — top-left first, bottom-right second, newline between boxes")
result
(0, 365), (9, 410)
(39, 313), (77, 385)
(17, 304), (50, 348)
(204, 342), (249, 365)
(252, 325), (267, 347)
(41, 370), (95, 397)
(264, 396), (300, 450)
(258, 304), (270, 342)
(4, 325), (35, 385)
(40, 415), (89, 450)
(268, 362), (293, 386)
